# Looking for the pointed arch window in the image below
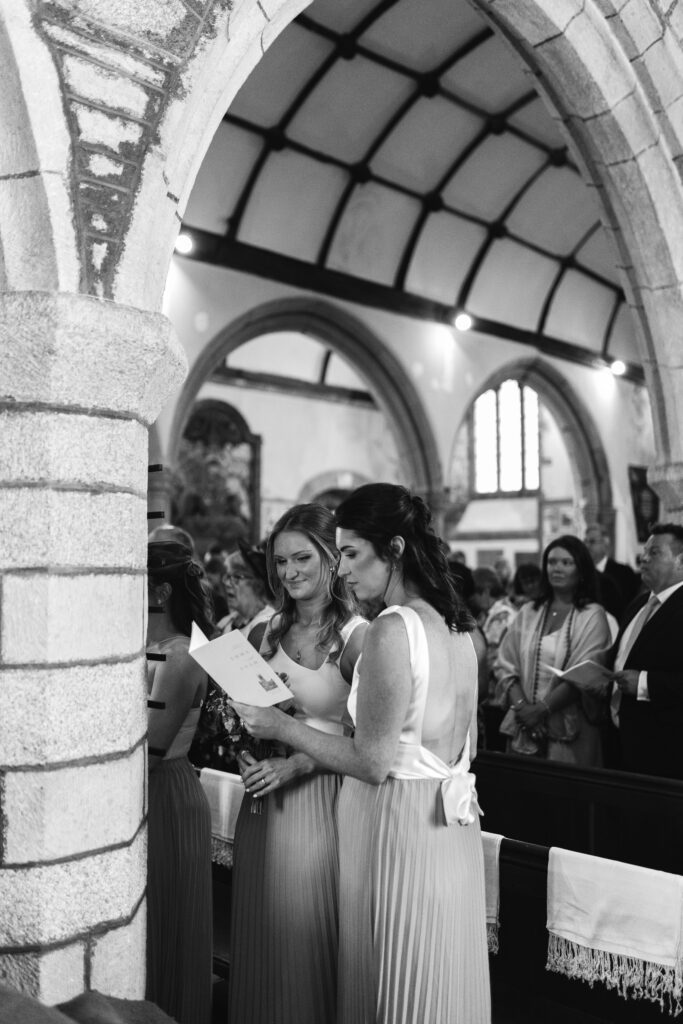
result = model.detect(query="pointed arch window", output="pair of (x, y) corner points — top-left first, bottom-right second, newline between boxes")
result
(473, 380), (539, 495)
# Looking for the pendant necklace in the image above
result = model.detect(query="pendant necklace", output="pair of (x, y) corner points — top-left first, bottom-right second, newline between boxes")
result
(293, 617), (322, 664)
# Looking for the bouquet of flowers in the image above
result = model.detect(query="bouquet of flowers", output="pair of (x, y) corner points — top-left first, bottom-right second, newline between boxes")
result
(199, 678), (273, 762)
(196, 676), (293, 813)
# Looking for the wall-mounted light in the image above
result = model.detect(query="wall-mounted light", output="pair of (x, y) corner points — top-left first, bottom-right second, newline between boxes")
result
(453, 312), (473, 332)
(175, 232), (193, 255)
(610, 359), (626, 377)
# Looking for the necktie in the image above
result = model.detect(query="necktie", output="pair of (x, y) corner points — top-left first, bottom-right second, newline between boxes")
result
(616, 593), (660, 670)
(611, 594), (660, 722)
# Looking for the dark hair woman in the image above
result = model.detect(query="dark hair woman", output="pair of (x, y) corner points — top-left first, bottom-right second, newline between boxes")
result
(229, 503), (367, 1024)
(234, 484), (490, 1023)
(496, 534), (611, 766)
(146, 541), (213, 1024)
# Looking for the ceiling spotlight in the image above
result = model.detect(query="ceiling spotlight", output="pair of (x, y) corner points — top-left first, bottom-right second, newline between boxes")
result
(175, 232), (193, 255)
(610, 359), (626, 376)
(453, 312), (473, 332)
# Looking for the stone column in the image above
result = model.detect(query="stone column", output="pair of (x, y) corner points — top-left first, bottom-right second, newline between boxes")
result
(0, 292), (185, 1002)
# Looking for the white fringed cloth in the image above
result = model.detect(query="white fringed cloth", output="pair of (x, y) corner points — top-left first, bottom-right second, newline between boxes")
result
(482, 831), (503, 954)
(199, 769), (245, 869)
(546, 846), (683, 1016)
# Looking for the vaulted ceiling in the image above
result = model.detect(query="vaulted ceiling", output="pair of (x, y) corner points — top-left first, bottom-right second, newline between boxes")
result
(181, 0), (641, 379)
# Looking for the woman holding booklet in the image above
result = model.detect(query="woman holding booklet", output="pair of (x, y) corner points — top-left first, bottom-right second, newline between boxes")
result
(229, 503), (367, 1024)
(495, 534), (611, 765)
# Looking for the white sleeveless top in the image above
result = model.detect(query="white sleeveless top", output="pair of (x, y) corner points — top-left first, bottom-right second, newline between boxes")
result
(348, 604), (482, 826)
(261, 614), (366, 737)
(146, 635), (204, 760)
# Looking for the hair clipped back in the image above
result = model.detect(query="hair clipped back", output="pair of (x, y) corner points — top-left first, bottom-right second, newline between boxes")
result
(335, 483), (473, 631)
(148, 540), (215, 637)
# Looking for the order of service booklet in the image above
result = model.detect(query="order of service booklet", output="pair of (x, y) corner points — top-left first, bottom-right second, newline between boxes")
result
(189, 622), (292, 707)
(549, 659), (614, 687)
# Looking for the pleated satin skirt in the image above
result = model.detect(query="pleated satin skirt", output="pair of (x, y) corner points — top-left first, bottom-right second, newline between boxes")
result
(146, 756), (213, 1024)
(338, 776), (491, 1024)
(229, 772), (342, 1024)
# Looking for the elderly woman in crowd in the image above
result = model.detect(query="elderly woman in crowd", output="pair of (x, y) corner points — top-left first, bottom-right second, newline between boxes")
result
(218, 541), (276, 642)
(496, 534), (611, 766)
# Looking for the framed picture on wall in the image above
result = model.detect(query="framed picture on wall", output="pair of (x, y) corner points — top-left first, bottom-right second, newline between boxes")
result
(628, 465), (660, 543)
(540, 499), (579, 551)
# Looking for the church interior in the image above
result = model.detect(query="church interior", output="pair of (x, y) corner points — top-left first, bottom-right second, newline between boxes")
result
(3, 0), (683, 1021)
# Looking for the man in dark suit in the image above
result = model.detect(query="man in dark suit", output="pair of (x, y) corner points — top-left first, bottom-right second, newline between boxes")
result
(610, 523), (683, 779)
(584, 523), (641, 621)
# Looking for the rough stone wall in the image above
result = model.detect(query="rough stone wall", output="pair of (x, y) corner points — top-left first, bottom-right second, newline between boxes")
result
(0, 294), (185, 1001)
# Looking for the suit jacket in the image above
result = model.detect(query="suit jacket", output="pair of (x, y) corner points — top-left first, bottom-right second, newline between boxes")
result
(601, 557), (641, 621)
(608, 585), (683, 778)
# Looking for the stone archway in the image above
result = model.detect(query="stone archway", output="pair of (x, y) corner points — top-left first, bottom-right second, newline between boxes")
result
(167, 297), (443, 502)
(473, 0), (683, 516)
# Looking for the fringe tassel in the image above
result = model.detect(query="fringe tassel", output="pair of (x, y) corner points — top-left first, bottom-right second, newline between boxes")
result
(211, 835), (234, 868)
(487, 921), (499, 955)
(546, 934), (683, 1017)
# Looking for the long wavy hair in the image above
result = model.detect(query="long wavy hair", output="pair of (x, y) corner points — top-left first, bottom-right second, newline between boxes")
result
(264, 503), (357, 662)
(535, 534), (598, 610)
(148, 541), (216, 638)
(335, 483), (473, 632)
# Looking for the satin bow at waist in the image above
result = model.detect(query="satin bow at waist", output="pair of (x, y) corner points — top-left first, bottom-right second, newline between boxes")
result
(388, 741), (482, 827)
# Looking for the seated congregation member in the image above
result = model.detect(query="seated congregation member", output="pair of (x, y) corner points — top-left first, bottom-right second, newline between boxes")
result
(146, 542), (213, 1024)
(229, 504), (367, 1024)
(610, 523), (683, 779)
(496, 535), (611, 766)
(236, 484), (491, 1024)
(218, 541), (275, 639)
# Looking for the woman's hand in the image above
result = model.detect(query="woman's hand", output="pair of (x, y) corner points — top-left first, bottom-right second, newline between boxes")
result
(516, 701), (548, 730)
(237, 751), (304, 796)
(231, 701), (289, 742)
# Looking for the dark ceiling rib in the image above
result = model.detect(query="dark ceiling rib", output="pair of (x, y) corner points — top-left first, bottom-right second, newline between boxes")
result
(535, 221), (619, 336)
(394, 89), (541, 291)
(224, 0), (401, 241)
(211, 364), (376, 408)
(602, 293), (624, 358)
(454, 155), (559, 311)
(217, 111), (622, 303)
(320, 348), (332, 385)
(179, 227), (644, 384)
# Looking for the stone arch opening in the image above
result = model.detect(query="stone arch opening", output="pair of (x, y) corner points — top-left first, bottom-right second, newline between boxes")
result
(168, 297), (442, 502)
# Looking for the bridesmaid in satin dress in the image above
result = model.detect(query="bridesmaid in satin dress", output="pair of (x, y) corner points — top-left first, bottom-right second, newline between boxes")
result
(236, 484), (491, 1024)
